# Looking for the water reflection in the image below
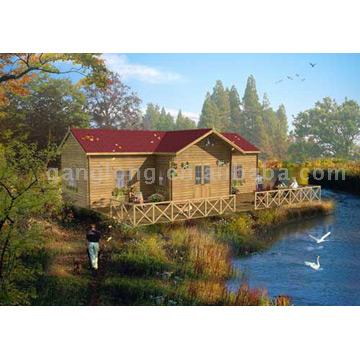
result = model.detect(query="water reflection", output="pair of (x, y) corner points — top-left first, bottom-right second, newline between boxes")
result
(228, 190), (360, 305)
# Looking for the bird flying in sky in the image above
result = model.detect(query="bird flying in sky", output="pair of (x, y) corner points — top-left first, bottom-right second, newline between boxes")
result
(309, 62), (317, 67)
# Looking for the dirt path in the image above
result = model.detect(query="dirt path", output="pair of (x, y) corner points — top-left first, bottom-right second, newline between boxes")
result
(88, 250), (110, 305)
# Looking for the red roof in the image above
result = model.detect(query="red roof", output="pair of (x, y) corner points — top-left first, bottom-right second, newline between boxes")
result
(69, 128), (259, 154)
(221, 132), (260, 152)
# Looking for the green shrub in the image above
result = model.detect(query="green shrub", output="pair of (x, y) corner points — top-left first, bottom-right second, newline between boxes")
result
(108, 236), (172, 277)
(254, 209), (280, 227)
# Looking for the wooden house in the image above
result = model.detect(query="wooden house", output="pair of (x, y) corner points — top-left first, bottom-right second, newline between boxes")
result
(60, 128), (260, 210)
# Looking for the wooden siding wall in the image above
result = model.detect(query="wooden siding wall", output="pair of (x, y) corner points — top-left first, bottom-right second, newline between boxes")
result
(171, 135), (231, 201)
(88, 155), (156, 207)
(61, 134), (89, 208)
(155, 154), (172, 200)
(231, 152), (257, 193)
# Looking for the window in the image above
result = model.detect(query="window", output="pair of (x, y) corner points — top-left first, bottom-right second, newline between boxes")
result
(67, 168), (77, 188)
(204, 165), (211, 184)
(232, 164), (243, 180)
(159, 168), (167, 186)
(195, 165), (202, 185)
(116, 170), (131, 188)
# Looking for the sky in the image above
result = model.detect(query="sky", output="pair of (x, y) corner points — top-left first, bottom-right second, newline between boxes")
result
(97, 54), (360, 127)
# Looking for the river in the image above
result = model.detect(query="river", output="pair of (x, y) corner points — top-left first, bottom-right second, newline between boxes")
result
(228, 190), (360, 305)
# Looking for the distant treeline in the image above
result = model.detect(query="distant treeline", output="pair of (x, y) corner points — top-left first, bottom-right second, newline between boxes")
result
(144, 76), (288, 160)
(309, 169), (360, 195)
(1, 66), (359, 161)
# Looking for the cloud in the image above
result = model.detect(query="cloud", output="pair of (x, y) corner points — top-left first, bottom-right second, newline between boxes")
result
(103, 54), (183, 84)
(166, 108), (200, 123)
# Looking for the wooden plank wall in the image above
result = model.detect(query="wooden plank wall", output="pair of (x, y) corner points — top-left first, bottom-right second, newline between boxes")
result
(231, 152), (257, 193)
(88, 154), (156, 207)
(172, 135), (231, 201)
(61, 134), (89, 208)
(61, 133), (259, 208)
(155, 154), (172, 200)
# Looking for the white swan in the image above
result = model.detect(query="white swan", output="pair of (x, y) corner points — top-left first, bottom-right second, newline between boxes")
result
(309, 231), (331, 244)
(305, 256), (321, 270)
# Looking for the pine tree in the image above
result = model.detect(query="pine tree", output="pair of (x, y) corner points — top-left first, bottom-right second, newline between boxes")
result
(210, 80), (230, 131)
(198, 92), (219, 129)
(228, 85), (242, 132)
(261, 93), (278, 158)
(143, 103), (161, 130)
(153, 107), (175, 131)
(241, 75), (266, 149)
(175, 110), (196, 130)
(275, 104), (289, 158)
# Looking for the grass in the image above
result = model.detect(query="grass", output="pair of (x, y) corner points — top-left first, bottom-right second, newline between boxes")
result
(32, 200), (333, 306)
(214, 200), (334, 255)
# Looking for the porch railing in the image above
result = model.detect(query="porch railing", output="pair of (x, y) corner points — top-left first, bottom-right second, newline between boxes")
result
(254, 185), (321, 210)
(110, 194), (237, 226)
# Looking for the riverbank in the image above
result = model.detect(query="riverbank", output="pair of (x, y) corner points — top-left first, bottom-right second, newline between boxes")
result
(215, 200), (334, 255)
(309, 169), (360, 195)
(29, 200), (333, 306)
(229, 190), (360, 305)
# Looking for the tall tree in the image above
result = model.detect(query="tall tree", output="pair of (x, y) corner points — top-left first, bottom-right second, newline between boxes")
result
(85, 72), (143, 130)
(143, 103), (161, 130)
(0, 76), (89, 148)
(241, 75), (266, 150)
(152, 107), (174, 131)
(261, 93), (276, 157)
(291, 97), (360, 159)
(0, 53), (108, 107)
(210, 80), (230, 131)
(227, 85), (242, 132)
(198, 92), (219, 129)
(175, 110), (196, 130)
(275, 104), (289, 158)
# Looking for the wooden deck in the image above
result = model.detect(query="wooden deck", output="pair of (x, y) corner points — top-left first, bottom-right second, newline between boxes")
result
(109, 195), (238, 226)
(254, 186), (321, 210)
(100, 186), (321, 226)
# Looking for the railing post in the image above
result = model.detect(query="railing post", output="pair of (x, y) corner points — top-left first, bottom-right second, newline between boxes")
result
(266, 192), (269, 208)
(152, 204), (155, 223)
(133, 205), (136, 226)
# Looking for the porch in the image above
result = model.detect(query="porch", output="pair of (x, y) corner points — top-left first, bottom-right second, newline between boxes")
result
(106, 185), (321, 226)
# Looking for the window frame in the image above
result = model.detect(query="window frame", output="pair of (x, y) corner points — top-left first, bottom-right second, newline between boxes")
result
(203, 165), (211, 184)
(195, 165), (202, 185)
(68, 168), (76, 187)
(116, 169), (131, 189)
(158, 167), (167, 187)
(232, 164), (244, 180)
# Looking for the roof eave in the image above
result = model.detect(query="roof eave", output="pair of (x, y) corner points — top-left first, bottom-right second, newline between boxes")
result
(86, 151), (176, 156)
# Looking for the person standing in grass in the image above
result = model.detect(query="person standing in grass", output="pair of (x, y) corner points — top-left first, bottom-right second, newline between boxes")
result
(87, 224), (101, 270)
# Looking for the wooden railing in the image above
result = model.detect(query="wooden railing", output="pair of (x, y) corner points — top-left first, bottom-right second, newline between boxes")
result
(254, 186), (321, 210)
(110, 195), (237, 226)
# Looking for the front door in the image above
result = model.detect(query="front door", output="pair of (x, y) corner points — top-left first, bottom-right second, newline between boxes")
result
(194, 164), (211, 198)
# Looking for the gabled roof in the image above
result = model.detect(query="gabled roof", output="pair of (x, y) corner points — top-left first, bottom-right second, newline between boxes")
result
(67, 128), (260, 154)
